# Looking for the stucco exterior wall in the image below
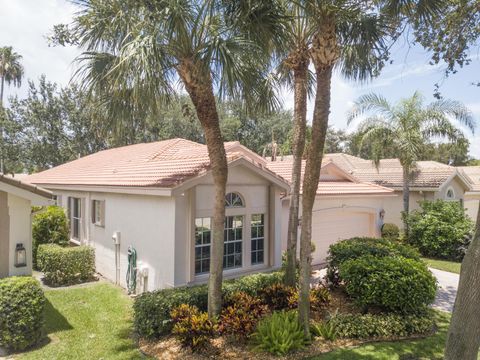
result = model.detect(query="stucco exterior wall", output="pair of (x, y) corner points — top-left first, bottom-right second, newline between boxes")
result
(7, 194), (33, 277)
(0, 191), (9, 278)
(381, 190), (434, 228)
(435, 177), (466, 201)
(56, 190), (176, 290)
(464, 195), (480, 222)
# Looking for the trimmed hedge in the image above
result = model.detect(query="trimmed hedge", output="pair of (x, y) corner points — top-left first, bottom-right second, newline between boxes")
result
(0, 277), (46, 351)
(406, 200), (474, 261)
(330, 311), (436, 339)
(327, 237), (420, 284)
(340, 255), (437, 314)
(133, 271), (283, 338)
(32, 206), (69, 268)
(37, 244), (95, 287)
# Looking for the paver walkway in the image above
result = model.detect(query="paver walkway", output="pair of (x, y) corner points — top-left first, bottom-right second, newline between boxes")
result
(430, 267), (459, 313)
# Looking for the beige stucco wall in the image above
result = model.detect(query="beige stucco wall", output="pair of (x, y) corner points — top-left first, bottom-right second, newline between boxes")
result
(0, 191), (9, 278)
(435, 177), (466, 201)
(7, 193), (33, 277)
(381, 190), (434, 228)
(56, 190), (176, 290)
(464, 195), (480, 223)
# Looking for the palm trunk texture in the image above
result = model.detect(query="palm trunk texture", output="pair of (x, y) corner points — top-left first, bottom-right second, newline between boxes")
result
(444, 201), (480, 360)
(178, 59), (228, 318)
(285, 48), (309, 287)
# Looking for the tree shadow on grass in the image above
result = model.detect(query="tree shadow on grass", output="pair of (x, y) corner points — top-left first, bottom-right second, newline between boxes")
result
(111, 320), (149, 359)
(44, 298), (73, 334)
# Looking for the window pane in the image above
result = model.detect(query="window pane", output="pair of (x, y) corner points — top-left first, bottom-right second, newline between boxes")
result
(195, 217), (212, 274)
(251, 214), (265, 265)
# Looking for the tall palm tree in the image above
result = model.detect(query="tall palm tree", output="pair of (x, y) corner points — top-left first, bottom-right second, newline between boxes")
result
(347, 92), (474, 231)
(67, 0), (283, 317)
(0, 46), (24, 173)
(295, 0), (444, 335)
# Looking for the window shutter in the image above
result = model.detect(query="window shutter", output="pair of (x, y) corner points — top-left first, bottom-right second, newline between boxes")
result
(91, 200), (96, 224)
(100, 200), (106, 227)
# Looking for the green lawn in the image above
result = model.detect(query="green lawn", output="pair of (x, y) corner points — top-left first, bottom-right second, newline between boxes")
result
(422, 257), (462, 274)
(16, 282), (147, 360)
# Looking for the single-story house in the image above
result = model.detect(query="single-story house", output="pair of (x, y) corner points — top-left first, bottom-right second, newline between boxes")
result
(25, 139), (480, 292)
(0, 174), (52, 278)
(458, 166), (480, 221)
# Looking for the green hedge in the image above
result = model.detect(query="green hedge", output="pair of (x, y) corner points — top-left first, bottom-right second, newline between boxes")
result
(133, 271), (283, 338)
(330, 311), (436, 339)
(37, 244), (95, 287)
(327, 237), (420, 284)
(340, 255), (437, 314)
(0, 277), (46, 351)
(32, 206), (69, 268)
(381, 223), (400, 241)
(406, 200), (474, 261)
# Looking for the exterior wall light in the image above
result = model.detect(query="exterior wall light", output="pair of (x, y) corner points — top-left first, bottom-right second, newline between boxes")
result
(14, 243), (27, 268)
(379, 209), (386, 220)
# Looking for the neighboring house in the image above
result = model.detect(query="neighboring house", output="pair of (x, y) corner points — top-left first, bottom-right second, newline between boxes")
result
(26, 139), (290, 291)
(320, 154), (474, 227)
(458, 166), (480, 221)
(0, 174), (52, 278)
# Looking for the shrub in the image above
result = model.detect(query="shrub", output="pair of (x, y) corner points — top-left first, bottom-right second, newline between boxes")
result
(219, 292), (269, 340)
(0, 277), (46, 351)
(258, 283), (296, 310)
(340, 255), (437, 313)
(327, 237), (420, 285)
(222, 271), (284, 298)
(37, 244), (95, 287)
(252, 311), (308, 356)
(311, 321), (337, 341)
(381, 223), (400, 241)
(406, 200), (474, 261)
(287, 285), (332, 312)
(330, 311), (436, 339)
(32, 206), (69, 268)
(134, 285), (208, 338)
(170, 304), (216, 350)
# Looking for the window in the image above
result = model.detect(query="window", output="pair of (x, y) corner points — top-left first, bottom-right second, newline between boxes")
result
(68, 197), (81, 241)
(92, 200), (105, 227)
(251, 214), (265, 265)
(224, 216), (243, 269)
(195, 218), (211, 275)
(446, 187), (455, 200)
(225, 192), (244, 208)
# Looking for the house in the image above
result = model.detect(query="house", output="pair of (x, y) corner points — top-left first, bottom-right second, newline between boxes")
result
(458, 166), (480, 221)
(0, 174), (52, 278)
(25, 138), (397, 291)
(25, 139), (290, 291)
(319, 154), (474, 227)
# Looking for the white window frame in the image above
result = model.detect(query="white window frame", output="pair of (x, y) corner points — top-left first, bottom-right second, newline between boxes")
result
(446, 187), (455, 200)
(194, 217), (211, 275)
(250, 213), (265, 265)
(92, 199), (105, 227)
(68, 197), (82, 244)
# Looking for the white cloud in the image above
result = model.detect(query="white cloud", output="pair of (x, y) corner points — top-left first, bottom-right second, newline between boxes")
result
(0, 0), (80, 102)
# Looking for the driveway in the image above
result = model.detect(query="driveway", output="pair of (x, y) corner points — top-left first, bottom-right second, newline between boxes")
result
(430, 268), (459, 313)
(312, 267), (459, 313)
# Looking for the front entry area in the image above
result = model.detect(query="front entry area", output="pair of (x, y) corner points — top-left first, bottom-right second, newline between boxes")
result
(311, 208), (375, 265)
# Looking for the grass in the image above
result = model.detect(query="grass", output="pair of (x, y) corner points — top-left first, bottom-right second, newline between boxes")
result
(422, 257), (462, 274)
(16, 282), (147, 360)
(309, 311), (478, 360)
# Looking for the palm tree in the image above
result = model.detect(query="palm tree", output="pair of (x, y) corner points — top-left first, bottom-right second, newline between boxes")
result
(67, 0), (283, 317)
(0, 46), (24, 173)
(295, 0), (444, 336)
(348, 92), (474, 230)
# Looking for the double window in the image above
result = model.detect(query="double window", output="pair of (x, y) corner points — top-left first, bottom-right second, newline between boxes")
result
(92, 200), (105, 227)
(194, 192), (265, 275)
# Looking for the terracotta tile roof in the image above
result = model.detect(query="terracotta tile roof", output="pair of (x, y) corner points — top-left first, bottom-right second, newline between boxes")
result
(322, 154), (455, 189)
(0, 173), (52, 198)
(266, 158), (394, 196)
(25, 138), (286, 189)
(459, 166), (480, 191)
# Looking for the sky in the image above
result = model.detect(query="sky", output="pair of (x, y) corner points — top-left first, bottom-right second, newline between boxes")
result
(1, 0), (480, 157)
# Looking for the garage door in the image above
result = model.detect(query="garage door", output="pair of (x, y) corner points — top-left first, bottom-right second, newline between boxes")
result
(311, 209), (374, 265)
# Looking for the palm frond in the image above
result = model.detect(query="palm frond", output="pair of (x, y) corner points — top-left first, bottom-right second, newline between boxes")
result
(347, 93), (394, 125)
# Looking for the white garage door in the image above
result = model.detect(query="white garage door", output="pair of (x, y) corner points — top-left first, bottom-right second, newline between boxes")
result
(311, 210), (374, 265)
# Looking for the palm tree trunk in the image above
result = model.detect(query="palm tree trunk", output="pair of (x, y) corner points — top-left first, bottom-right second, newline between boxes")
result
(298, 66), (333, 336)
(445, 201), (480, 360)
(402, 166), (410, 235)
(178, 60), (228, 318)
(285, 58), (308, 287)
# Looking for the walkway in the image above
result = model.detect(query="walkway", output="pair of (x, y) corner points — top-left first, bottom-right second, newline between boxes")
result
(430, 267), (459, 313)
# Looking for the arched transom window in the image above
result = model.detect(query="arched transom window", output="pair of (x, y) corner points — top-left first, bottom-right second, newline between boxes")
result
(225, 192), (244, 208)
(446, 187), (455, 200)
